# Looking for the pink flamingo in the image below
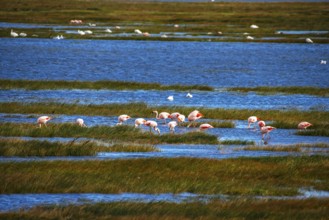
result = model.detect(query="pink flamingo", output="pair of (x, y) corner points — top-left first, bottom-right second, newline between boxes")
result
(116, 114), (131, 126)
(199, 123), (214, 131)
(260, 126), (276, 140)
(247, 116), (259, 129)
(37, 116), (52, 128)
(298, 122), (312, 130)
(135, 118), (146, 128)
(144, 120), (160, 134)
(187, 110), (203, 127)
(168, 121), (178, 133)
(258, 120), (266, 128)
(76, 118), (87, 127)
(153, 110), (171, 124)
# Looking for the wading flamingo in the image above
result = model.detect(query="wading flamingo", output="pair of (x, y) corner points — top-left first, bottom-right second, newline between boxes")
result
(76, 118), (87, 127)
(135, 118), (146, 128)
(153, 111), (171, 124)
(144, 120), (160, 134)
(186, 93), (193, 98)
(298, 122), (312, 130)
(258, 120), (266, 128)
(117, 114), (131, 126)
(10, 29), (18, 37)
(167, 96), (174, 101)
(37, 116), (52, 128)
(168, 121), (178, 133)
(260, 126), (276, 140)
(199, 123), (214, 131)
(306, 38), (313, 43)
(247, 116), (259, 129)
(187, 110), (203, 127)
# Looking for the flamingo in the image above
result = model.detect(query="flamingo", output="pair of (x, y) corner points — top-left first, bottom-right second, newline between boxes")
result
(298, 122), (312, 130)
(19, 32), (27, 37)
(187, 110), (203, 127)
(177, 114), (186, 124)
(305, 38), (313, 43)
(10, 29), (18, 37)
(250, 24), (259, 29)
(135, 118), (146, 128)
(167, 96), (174, 101)
(105, 28), (112, 33)
(258, 120), (266, 128)
(153, 111), (171, 124)
(117, 114), (131, 126)
(261, 126), (276, 140)
(134, 29), (143, 35)
(168, 121), (178, 133)
(247, 116), (259, 129)
(144, 120), (160, 134)
(76, 118), (87, 127)
(170, 112), (180, 120)
(199, 123), (214, 131)
(37, 116), (52, 128)
(246, 36), (254, 40)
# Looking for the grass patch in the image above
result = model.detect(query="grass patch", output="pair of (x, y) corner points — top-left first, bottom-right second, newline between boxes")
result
(220, 140), (255, 145)
(296, 129), (329, 137)
(243, 143), (329, 152)
(1, 156), (329, 195)
(1, 199), (329, 219)
(0, 123), (219, 145)
(227, 86), (329, 97)
(0, 79), (213, 91)
(0, 139), (158, 157)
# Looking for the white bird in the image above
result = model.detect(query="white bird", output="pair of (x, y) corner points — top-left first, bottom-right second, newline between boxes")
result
(320, 60), (327, 64)
(305, 38), (313, 43)
(186, 93), (193, 98)
(105, 28), (112, 33)
(116, 114), (131, 126)
(88, 23), (96, 27)
(144, 120), (160, 134)
(10, 29), (18, 37)
(250, 24), (259, 29)
(167, 96), (174, 101)
(177, 114), (186, 123)
(78, 30), (85, 35)
(84, 30), (93, 34)
(199, 123), (214, 131)
(174, 24), (179, 28)
(187, 110), (203, 127)
(153, 111), (171, 124)
(135, 118), (146, 128)
(115, 26), (121, 29)
(298, 121), (312, 130)
(76, 118), (87, 127)
(168, 121), (178, 133)
(161, 34), (168, 38)
(19, 32), (27, 37)
(37, 116), (52, 128)
(134, 29), (143, 35)
(246, 36), (254, 40)
(247, 116), (259, 129)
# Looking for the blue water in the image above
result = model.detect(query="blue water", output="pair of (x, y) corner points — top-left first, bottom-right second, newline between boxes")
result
(1, 38), (328, 88)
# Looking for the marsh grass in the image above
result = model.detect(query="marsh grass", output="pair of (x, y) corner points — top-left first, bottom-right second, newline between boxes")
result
(227, 87), (329, 97)
(1, 199), (329, 219)
(0, 79), (213, 91)
(220, 140), (255, 145)
(296, 129), (329, 137)
(0, 139), (158, 156)
(0, 123), (219, 145)
(1, 156), (328, 195)
(243, 143), (329, 152)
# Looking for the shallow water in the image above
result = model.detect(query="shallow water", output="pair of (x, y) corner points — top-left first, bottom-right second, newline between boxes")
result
(1, 189), (329, 212)
(1, 38), (328, 88)
(2, 89), (329, 111)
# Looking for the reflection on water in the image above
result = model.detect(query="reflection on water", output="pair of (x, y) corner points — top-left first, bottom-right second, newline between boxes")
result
(1, 189), (329, 212)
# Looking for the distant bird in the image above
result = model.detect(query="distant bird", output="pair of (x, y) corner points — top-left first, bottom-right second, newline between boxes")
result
(37, 116), (52, 128)
(217, 31), (223, 35)
(305, 38), (313, 43)
(168, 121), (178, 133)
(258, 120), (266, 128)
(167, 96), (174, 101)
(76, 118), (87, 127)
(177, 114), (186, 124)
(78, 30), (85, 35)
(250, 24), (259, 29)
(260, 126), (276, 140)
(174, 24), (179, 28)
(10, 29), (18, 37)
(199, 123), (214, 131)
(134, 29), (143, 35)
(248, 116), (259, 129)
(117, 114), (131, 126)
(84, 30), (93, 34)
(320, 60), (327, 64)
(298, 122), (312, 130)
(186, 93), (193, 98)
(170, 112), (181, 120)
(105, 28), (112, 33)
(144, 120), (160, 134)
(19, 32), (27, 37)
(143, 32), (150, 37)
(88, 23), (96, 27)
(115, 26), (121, 29)
(187, 110), (203, 127)
(153, 111), (171, 124)
(246, 36), (254, 40)
(161, 34), (168, 38)
(135, 118), (146, 128)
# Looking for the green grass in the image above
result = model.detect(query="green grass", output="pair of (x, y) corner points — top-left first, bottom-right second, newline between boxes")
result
(0, 1), (329, 43)
(219, 140), (255, 145)
(243, 143), (329, 152)
(1, 199), (329, 220)
(1, 156), (328, 195)
(0, 139), (158, 156)
(227, 86), (329, 97)
(0, 123), (219, 145)
(0, 79), (213, 91)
